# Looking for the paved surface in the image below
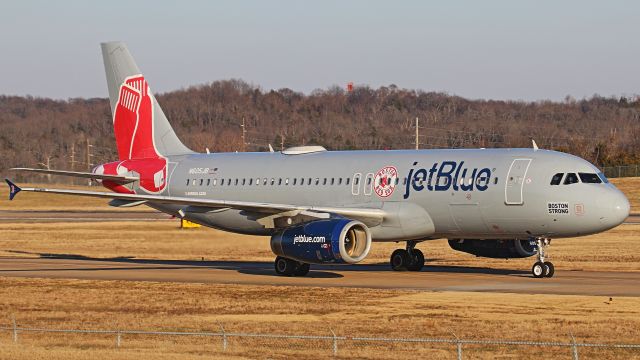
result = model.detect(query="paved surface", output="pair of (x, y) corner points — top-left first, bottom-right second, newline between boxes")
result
(0, 257), (638, 296)
(0, 210), (171, 222)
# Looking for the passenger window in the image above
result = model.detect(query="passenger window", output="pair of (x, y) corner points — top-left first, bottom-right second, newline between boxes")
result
(338, 178), (342, 185)
(331, 178), (335, 185)
(263, 178), (267, 185)
(256, 178), (260, 185)
(235, 179), (238, 186)
(249, 178), (253, 185)
(186, 179), (190, 186)
(315, 178), (320, 185)
(564, 173), (579, 185)
(307, 178), (312, 185)
(207, 179), (211, 186)
(213, 179), (217, 186)
(285, 178), (289, 185)
(346, 178), (350, 185)
(220, 179), (224, 186)
(323, 178), (327, 185)
(278, 178), (282, 185)
(270, 178), (275, 185)
(550, 173), (563, 185)
(293, 178), (297, 185)
(242, 179), (246, 186)
(493, 177), (498, 185)
(579, 173), (602, 184)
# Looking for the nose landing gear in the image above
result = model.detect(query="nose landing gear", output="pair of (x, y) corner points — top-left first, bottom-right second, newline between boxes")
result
(390, 241), (425, 271)
(531, 238), (554, 278)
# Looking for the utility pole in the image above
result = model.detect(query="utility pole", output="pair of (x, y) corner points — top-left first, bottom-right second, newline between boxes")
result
(86, 139), (93, 171)
(415, 117), (419, 150)
(241, 117), (246, 152)
(70, 143), (76, 171)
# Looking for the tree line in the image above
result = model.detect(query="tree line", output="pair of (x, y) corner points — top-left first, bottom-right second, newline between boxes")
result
(1, 79), (639, 183)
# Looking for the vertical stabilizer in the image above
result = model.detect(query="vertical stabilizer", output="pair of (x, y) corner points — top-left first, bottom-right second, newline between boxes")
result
(101, 42), (192, 160)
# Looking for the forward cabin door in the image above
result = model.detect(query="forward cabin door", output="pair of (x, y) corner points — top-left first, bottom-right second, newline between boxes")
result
(504, 159), (532, 205)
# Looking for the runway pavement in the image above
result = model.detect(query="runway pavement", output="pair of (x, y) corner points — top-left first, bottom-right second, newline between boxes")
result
(0, 210), (171, 222)
(0, 256), (638, 297)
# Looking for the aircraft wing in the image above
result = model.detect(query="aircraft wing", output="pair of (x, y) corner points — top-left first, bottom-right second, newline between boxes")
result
(10, 168), (138, 183)
(4, 179), (384, 226)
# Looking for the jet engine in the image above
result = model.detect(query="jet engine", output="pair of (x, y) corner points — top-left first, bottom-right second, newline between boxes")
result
(270, 218), (372, 264)
(448, 239), (537, 259)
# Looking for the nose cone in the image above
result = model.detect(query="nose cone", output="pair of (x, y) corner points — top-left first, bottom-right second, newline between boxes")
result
(601, 189), (630, 228)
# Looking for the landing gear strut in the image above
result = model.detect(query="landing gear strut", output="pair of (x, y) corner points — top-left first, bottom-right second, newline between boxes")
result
(274, 256), (310, 276)
(531, 238), (554, 278)
(390, 241), (425, 271)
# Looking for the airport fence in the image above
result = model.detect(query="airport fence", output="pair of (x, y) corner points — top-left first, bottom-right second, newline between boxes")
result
(602, 164), (640, 178)
(2, 320), (640, 359)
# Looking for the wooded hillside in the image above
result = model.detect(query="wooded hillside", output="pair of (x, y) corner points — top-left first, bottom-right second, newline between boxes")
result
(1, 79), (639, 182)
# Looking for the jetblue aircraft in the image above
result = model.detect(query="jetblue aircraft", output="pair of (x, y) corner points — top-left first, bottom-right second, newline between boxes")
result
(5, 42), (630, 278)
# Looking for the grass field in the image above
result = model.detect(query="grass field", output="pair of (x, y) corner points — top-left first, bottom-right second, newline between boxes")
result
(1, 278), (639, 359)
(0, 178), (639, 359)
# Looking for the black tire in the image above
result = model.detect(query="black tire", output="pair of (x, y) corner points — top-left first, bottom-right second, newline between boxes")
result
(544, 262), (555, 278)
(531, 261), (545, 278)
(294, 263), (311, 276)
(390, 249), (409, 271)
(407, 249), (425, 272)
(275, 256), (296, 276)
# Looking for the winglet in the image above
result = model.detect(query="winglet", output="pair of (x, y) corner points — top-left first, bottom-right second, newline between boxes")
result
(5, 179), (21, 200)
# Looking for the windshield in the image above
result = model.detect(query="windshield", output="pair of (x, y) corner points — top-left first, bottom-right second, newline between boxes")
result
(579, 173), (603, 184)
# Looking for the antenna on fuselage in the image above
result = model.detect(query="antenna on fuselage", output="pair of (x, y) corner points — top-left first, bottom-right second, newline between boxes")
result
(531, 139), (539, 151)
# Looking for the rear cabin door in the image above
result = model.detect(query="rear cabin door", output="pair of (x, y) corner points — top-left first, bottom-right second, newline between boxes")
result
(505, 159), (531, 205)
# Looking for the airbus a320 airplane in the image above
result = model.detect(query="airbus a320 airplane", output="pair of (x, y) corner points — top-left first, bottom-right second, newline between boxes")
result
(5, 42), (630, 278)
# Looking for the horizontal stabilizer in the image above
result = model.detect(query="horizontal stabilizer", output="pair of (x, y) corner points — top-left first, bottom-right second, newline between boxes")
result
(10, 168), (138, 183)
(5, 179), (21, 200)
(5, 181), (385, 227)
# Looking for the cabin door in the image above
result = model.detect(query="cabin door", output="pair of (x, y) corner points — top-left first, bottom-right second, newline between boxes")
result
(505, 159), (531, 205)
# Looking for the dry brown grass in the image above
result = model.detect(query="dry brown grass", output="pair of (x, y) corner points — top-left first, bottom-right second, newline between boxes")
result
(0, 277), (639, 359)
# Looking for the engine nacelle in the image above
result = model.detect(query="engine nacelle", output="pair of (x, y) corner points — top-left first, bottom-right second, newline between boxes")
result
(270, 219), (372, 264)
(448, 239), (537, 259)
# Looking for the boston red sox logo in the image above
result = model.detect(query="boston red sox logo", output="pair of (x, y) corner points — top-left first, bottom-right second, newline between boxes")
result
(112, 74), (167, 194)
(374, 166), (398, 198)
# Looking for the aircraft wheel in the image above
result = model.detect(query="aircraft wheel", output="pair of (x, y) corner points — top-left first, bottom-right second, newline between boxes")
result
(532, 261), (545, 278)
(275, 256), (297, 276)
(390, 249), (409, 271)
(544, 262), (555, 278)
(407, 249), (425, 272)
(294, 263), (311, 277)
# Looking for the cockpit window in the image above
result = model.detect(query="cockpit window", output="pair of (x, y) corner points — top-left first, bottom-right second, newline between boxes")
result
(550, 173), (563, 185)
(597, 172), (609, 184)
(564, 173), (579, 185)
(579, 173), (603, 184)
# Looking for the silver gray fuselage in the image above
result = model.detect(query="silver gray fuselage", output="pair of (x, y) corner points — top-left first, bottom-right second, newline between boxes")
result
(145, 148), (629, 242)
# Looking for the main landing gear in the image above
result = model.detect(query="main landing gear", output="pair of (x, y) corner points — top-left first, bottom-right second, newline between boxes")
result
(390, 241), (425, 271)
(531, 238), (555, 278)
(274, 256), (310, 276)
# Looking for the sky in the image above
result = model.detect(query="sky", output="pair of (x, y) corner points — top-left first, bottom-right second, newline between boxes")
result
(0, 0), (638, 101)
